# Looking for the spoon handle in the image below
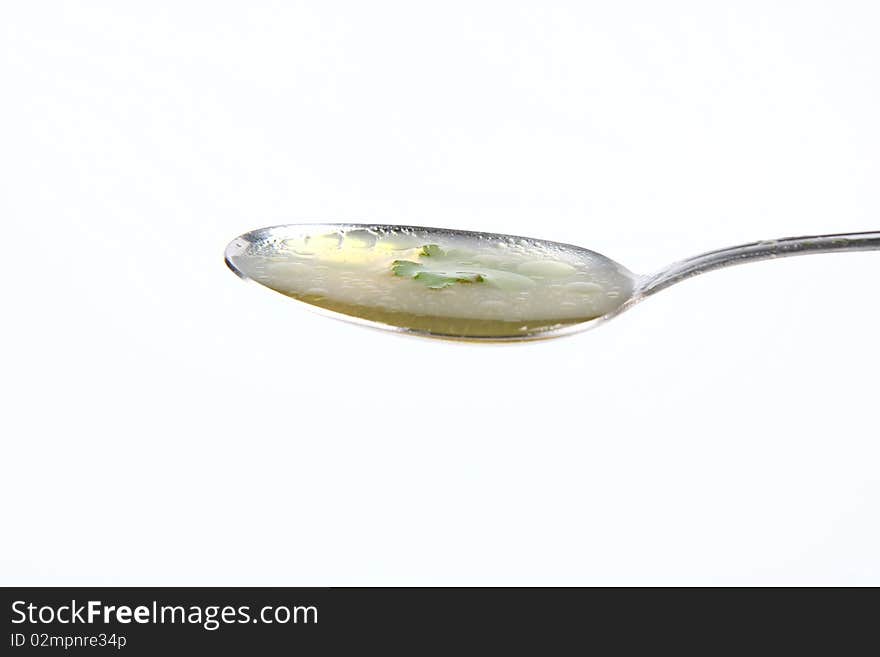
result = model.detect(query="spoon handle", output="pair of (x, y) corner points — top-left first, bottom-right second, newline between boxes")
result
(638, 231), (880, 297)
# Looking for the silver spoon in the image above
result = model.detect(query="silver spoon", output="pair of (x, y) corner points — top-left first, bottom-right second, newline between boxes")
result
(225, 224), (879, 341)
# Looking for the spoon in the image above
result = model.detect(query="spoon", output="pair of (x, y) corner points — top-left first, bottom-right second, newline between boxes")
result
(225, 224), (879, 341)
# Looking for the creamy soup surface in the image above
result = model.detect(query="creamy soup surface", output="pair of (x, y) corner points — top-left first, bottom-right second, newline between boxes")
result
(228, 226), (636, 337)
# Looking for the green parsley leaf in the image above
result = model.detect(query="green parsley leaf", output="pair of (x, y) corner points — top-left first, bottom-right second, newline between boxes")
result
(390, 260), (423, 278)
(418, 244), (446, 257)
(414, 270), (484, 289)
(391, 259), (484, 289)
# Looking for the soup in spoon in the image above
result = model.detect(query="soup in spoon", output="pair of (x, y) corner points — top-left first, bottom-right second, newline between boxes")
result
(226, 224), (636, 338)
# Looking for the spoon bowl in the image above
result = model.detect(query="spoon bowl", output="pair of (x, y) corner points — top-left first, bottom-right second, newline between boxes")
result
(225, 224), (880, 341)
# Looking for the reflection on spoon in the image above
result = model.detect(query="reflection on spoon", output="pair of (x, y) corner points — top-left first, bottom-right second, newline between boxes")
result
(225, 224), (880, 341)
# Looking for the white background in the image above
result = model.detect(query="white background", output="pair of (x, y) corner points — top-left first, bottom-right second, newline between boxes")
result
(2, 1), (878, 585)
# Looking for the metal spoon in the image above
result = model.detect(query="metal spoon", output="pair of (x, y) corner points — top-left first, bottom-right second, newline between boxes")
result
(225, 224), (879, 341)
